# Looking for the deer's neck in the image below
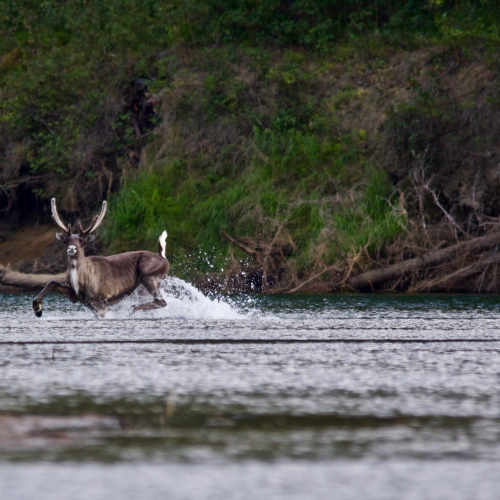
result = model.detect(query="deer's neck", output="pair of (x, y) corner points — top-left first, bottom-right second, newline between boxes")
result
(68, 254), (86, 295)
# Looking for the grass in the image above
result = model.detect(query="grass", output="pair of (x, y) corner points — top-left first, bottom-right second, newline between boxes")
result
(105, 124), (405, 278)
(2, 1), (500, 286)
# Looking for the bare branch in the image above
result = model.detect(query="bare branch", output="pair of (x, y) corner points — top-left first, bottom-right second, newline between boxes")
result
(222, 231), (257, 256)
(288, 265), (343, 293)
(424, 185), (471, 238)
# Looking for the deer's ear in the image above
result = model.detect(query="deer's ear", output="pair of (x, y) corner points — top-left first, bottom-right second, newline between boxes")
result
(85, 234), (95, 243)
(55, 232), (66, 242)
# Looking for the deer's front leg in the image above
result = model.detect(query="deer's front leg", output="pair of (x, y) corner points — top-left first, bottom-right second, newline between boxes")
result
(33, 281), (78, 317)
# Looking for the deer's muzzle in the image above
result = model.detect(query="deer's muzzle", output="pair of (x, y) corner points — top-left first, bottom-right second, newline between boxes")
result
(67, 245), (77, 256)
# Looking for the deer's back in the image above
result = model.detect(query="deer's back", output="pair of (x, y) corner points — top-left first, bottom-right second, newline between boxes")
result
(84, 251), (169, 301)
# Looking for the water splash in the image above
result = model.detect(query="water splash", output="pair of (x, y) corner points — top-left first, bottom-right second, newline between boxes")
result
(2, 276), (256, 321)
(107, 277), (253, 320)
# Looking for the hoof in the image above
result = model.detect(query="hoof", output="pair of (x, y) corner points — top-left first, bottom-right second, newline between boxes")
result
(33, 303), (43, 317)
(96, 309), (107, 319)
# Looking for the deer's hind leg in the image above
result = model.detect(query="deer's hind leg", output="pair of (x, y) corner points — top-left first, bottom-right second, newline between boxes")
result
(132, 278), (167, 313)
(33, 281), (78, 317)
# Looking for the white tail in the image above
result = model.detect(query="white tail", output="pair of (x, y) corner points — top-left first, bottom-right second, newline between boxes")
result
(158, 230), (168, 259)
(33, 199), (170, 318)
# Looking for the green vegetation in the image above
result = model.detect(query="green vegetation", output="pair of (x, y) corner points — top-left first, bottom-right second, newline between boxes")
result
(103, 46), (405, 276)
(107, 128), (404, 273)
(2, 1), (500, 288)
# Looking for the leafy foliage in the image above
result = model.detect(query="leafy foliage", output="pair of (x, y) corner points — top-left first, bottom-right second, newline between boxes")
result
(1, 0), (500, 283)
(104, 47), (404, 276)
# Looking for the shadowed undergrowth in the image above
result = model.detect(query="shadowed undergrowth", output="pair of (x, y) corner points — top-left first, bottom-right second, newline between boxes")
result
(2, 2), (500, 291)
(103, 46), (406, 286)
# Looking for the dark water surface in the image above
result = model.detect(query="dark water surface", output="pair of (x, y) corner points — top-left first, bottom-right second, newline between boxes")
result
(1, 281), (500, 499)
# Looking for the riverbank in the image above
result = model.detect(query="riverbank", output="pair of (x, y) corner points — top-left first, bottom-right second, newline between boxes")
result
(2, 222), (500, 294)
(2, 2), (500, 293)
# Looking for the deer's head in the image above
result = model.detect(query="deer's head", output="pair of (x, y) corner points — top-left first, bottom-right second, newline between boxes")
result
(51, 198), (107, 258)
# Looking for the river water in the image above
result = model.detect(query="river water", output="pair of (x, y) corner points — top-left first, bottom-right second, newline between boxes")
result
(1, 278), (500, 499)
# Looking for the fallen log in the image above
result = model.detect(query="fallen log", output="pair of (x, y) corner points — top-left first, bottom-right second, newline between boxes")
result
(0, 264), (65, 290)
(346, 232), (500, 291)
(408, 254), (500, 293)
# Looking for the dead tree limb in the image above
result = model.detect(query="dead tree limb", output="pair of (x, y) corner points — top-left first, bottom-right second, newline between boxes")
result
(222, 232), (257, 256)
(408, 254), (500, 293)
(261, 206), (291, 290)
(425, 185), (470, 238)
(288, 265), (343, 293)
(0, 265), (65, 290)
(345, 232), (500, 291)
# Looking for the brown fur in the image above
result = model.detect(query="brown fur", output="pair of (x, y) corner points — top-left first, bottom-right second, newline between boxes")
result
(32, 200), (169, 318)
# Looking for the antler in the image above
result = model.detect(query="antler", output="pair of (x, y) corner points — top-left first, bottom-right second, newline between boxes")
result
(51, 198), (71, 235)
(78, 201), (107, 235)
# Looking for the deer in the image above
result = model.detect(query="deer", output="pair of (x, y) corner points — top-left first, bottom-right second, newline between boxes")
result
(32, 198), (170, 318)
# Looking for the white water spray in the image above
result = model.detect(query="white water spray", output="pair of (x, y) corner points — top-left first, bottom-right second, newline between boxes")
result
(106, 276), (252, 320)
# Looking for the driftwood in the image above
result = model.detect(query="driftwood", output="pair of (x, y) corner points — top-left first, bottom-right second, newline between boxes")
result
(0, 265), (65, 290)
(408, 254), (500, 293)
(346, 232), (500, 291)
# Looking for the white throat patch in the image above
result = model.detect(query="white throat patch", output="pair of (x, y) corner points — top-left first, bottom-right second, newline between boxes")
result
(69, 261), (79, 294)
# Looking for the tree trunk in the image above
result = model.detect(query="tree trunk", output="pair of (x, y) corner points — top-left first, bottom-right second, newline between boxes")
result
(346, 232), (500, 291)
(407, 254), (500, 293)
(0, 265), (65, 290)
